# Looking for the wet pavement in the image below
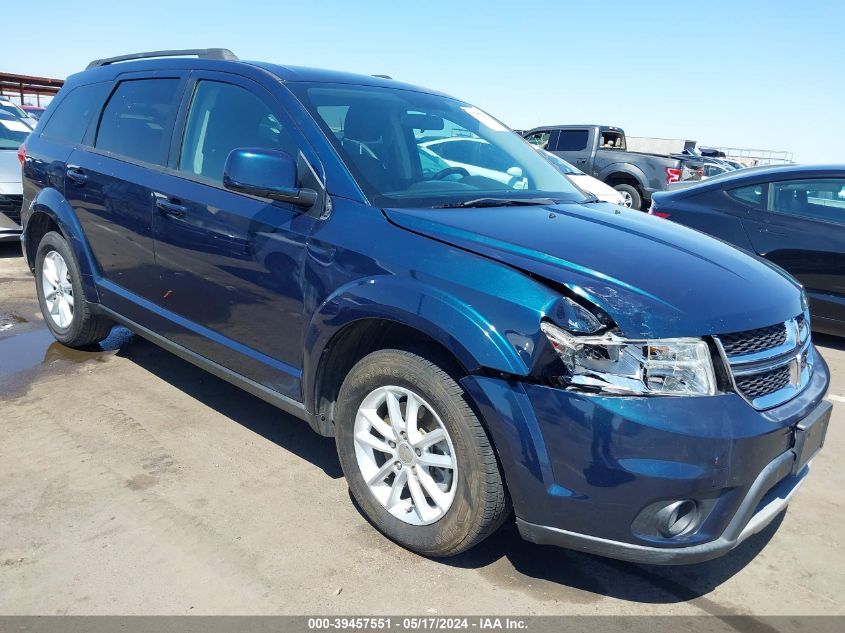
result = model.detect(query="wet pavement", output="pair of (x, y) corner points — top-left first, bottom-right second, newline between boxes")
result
(0, 241), (844, 616)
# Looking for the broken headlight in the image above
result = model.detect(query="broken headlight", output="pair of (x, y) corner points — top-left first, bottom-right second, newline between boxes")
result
(541, 321), (716, 396)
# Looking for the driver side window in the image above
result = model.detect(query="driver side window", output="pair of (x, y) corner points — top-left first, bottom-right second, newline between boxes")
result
(179, 80), (296, 183)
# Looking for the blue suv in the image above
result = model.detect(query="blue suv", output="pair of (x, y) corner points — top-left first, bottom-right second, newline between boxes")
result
(20, 49), (832, 563)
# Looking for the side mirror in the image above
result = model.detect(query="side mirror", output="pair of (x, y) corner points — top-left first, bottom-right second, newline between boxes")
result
(223, 148), (318, 208)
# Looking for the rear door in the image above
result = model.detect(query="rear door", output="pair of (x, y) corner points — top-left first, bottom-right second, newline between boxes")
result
(548, 128), (593, 173)
(149, 71), (322, 398)
(742, 177), (845, 327)
(65, 73), (186, 320)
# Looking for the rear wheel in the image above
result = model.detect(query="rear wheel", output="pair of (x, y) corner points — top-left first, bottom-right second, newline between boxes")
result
(613, 183), (642, 210)
(335, 349), (510, 556)
(35, 231), (111, 347)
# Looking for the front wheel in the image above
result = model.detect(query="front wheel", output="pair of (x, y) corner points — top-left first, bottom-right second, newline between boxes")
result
(335, 349), (510, 557)
(613, 183), (642, 210)
(35, 231), (112, 347)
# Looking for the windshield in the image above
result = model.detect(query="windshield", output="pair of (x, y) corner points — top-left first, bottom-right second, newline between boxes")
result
(0, 116), (29, 150)
(289, 82), (586, 208)
(0, 101), (29, 120)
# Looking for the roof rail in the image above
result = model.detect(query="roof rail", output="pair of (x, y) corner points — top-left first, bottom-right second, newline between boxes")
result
(86, 48), (238, 70)
(372, 74), (393, 79)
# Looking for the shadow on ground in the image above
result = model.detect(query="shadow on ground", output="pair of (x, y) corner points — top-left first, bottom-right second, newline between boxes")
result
(815, 332), (845, 352)
(117, 332), (343, 479)
(0, 242), (22, 259)
(446, 513), (782, 605)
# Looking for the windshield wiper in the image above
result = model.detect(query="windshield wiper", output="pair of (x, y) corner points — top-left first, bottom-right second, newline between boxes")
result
(579, 194), (603, 203)
(433, 197), (556, 209)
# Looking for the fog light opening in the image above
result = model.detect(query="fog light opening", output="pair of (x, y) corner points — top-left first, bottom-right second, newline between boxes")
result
(656, 500), (699, 538)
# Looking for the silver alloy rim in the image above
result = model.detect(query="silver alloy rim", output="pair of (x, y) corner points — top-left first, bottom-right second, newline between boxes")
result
(353, 385), (457, 525)
(41, 250), (74, 328)
(620, 191), (633, 207)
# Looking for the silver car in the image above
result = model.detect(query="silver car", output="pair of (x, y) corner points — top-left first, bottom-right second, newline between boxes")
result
(0, 112), (28, 242)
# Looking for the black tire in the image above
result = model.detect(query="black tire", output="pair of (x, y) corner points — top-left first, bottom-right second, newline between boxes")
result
(335, 349), (510, 557)
(613, 183), (642, 210)
(34, 231), (112, 347)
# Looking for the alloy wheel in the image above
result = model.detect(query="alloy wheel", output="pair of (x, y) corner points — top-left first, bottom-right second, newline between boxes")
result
(353, 385), (458, 525)
(41, 250), (74, 328)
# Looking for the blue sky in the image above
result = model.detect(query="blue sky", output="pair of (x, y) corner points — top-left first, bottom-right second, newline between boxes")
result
(3, 0), (842, 163)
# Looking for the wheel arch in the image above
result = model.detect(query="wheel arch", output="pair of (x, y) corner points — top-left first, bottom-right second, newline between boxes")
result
(24, 188), (100, 302)
(303, 277), (533, 436)
(601, 167), (647, 192)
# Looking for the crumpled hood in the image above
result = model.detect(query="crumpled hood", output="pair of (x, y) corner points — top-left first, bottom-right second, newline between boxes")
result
(384, 202), (803, 338)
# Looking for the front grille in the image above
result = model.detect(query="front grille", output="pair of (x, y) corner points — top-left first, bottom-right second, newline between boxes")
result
(735, 365), (792, 400)
(716, 315), (811, 409)
(719, 322), (787, 357)
(0, 194), (23, 226)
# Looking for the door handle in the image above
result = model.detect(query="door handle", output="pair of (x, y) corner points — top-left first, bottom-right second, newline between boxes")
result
(153, 194), (187, 219)
(66, 166), (87, 185)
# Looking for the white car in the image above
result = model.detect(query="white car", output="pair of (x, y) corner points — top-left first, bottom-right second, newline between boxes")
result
(0, 99), (37, 130)
(538, 149), (626, 205)
(419, 137), (528, 189)
(0, 113), (28, 241)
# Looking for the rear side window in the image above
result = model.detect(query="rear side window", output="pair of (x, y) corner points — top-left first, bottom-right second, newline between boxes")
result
(728, 184), (763, 207)
(41, 82), (111, 145)
(95, 79), (181, 165)
(178, 80), (296, 183)
(554, 130), (589, 151)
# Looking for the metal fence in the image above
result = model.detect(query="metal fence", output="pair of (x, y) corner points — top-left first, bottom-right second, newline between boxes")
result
(715, 147), (794, 167)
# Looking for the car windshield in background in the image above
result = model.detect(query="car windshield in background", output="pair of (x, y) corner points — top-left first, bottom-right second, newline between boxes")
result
(0, 101), (29, 120)
(0, 115), (30, 149)
(289, 82), (586, 208)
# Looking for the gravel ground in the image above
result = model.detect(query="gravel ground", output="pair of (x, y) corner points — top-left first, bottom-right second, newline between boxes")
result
(0, 241), (843, 616)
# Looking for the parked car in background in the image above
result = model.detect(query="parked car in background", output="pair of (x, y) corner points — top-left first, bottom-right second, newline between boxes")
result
(21, 105), (47, 120)
(651, 165), (845, 336)
(701, 162), (732, 178)
(523, 125), (707, 210)
(419, 137), (528, 188)
(0, 99), (37, 129)
(20, 49), (831, 564)
(537, 148), (625, 204)
(0, 112), (28, 242)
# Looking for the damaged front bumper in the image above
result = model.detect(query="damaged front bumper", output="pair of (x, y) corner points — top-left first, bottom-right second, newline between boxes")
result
(461, 349), (830, 564)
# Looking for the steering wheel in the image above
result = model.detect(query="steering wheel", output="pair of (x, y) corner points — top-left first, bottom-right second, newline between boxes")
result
(432, 166), (470, 180)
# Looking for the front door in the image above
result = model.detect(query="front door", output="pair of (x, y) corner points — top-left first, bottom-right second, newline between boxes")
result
(151, 73), (321, 399)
